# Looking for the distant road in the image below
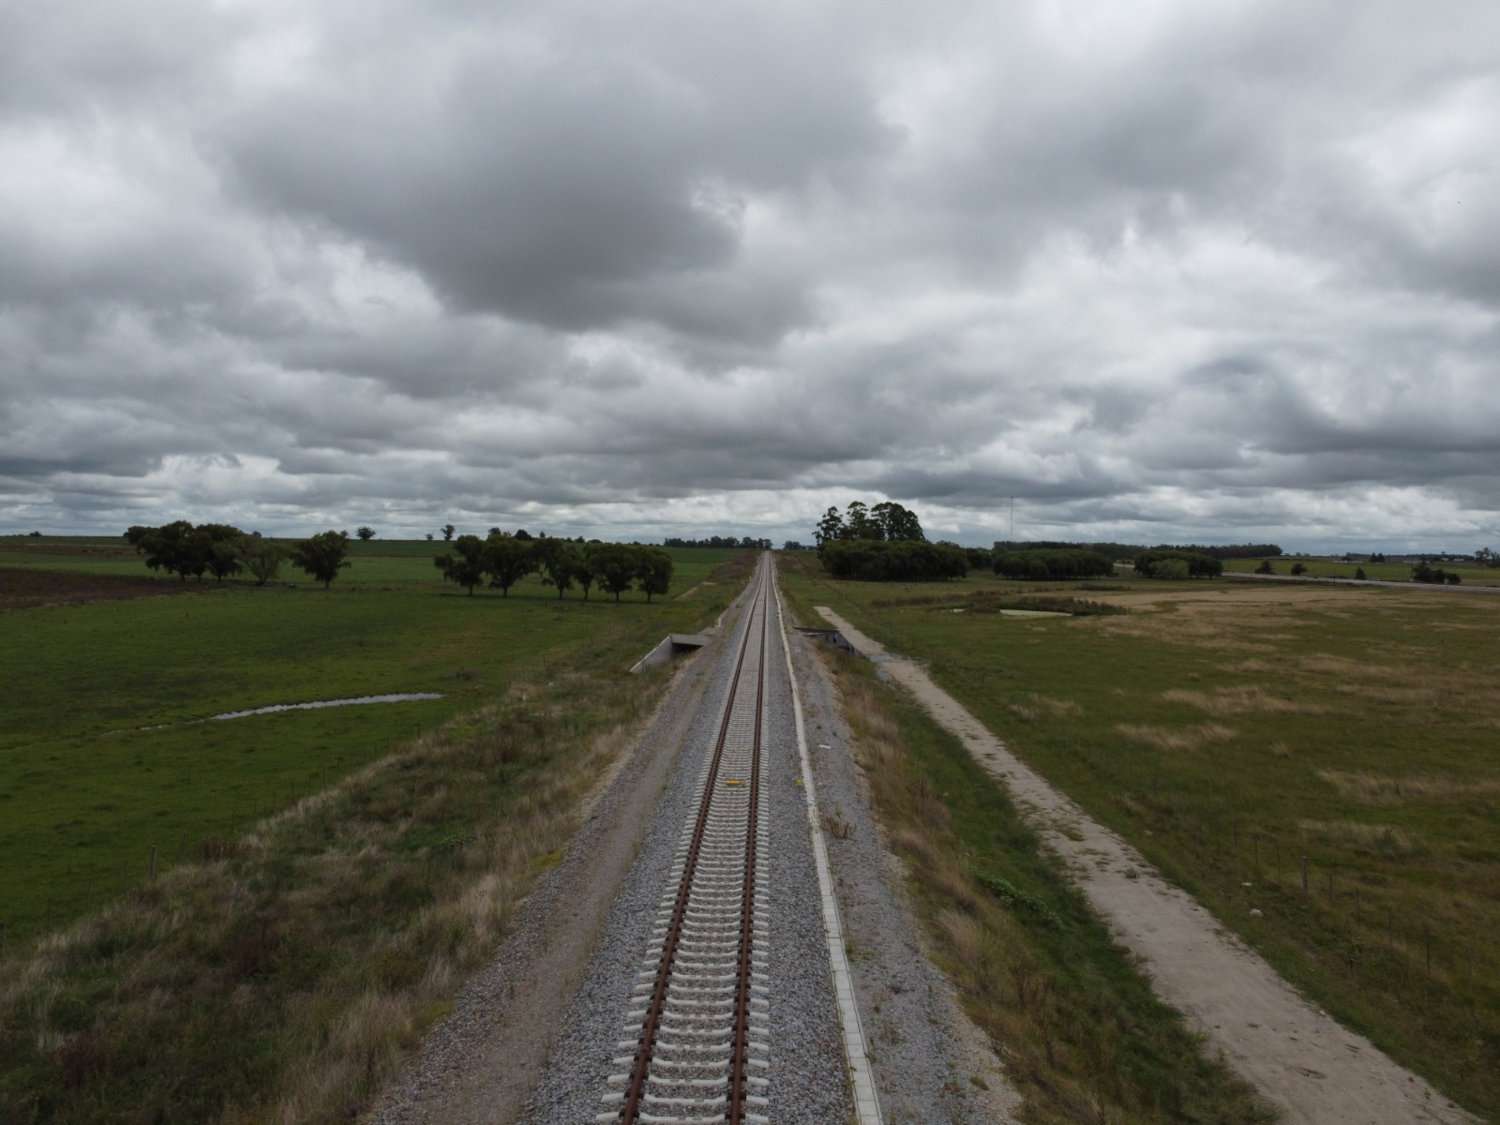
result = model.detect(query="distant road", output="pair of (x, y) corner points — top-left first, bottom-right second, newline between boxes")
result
(1224, 571), (1500, 594)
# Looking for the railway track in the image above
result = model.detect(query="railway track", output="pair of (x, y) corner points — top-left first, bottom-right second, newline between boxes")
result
(598, 559), (773, 1124)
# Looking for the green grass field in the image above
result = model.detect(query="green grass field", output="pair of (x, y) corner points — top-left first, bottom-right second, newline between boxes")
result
(0, 542), (740, 943)
(778, 554), (1500, 1118)
(1223, 555), (1500, 585)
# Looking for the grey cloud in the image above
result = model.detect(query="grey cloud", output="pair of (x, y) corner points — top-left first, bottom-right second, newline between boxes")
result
(2, 0), (1499, 551)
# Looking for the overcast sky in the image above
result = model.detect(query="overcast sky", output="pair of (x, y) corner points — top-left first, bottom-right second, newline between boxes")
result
(3, 1), (1497, 550)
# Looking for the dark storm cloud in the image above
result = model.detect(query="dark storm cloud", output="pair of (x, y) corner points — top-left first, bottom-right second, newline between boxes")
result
(2, 0), (1498, 549)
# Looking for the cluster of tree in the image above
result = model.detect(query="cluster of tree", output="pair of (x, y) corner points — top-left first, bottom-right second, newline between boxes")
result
(819, 539), (967, 581)
(433, 533), (673, 600)
(782, 540), (810, 551)
(663, 535), (772, 549)
(1412, 561), (1463, 585)
(815, 501), (925, 548)
(124, 523), (351, 588)
(992, 547), (1115, 580)
(964, 547), (993, 571)
(1133, 550), (1224, 579)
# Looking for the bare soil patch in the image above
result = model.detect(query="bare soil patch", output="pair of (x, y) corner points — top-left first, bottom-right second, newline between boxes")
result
(0, 566), (185, 610)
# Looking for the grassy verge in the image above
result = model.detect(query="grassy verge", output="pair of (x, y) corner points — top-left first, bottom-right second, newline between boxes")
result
(779, 552), (1500, 1117)
(793, 624), (1272, 1121)
(0, 554), (752, 1123)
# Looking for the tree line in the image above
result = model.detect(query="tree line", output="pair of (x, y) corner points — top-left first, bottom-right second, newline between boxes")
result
(993, 539), (1281, 561)
(820, 539), (969, 581)
(124, 522), (675, 599)
(663, 535), (773, 549)
(434, 533), (673, 601)
(992, 547), (1115, 580)
(125, 522), (351, 587)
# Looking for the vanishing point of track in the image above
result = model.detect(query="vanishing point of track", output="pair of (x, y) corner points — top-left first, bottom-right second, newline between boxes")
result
(599, 559), (772, 1124)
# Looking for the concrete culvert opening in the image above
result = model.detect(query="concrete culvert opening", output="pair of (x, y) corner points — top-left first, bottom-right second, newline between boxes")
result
(629, 632), (710, 673)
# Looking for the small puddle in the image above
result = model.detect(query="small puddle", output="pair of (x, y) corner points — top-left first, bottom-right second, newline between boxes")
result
(210, 693), (444, 721)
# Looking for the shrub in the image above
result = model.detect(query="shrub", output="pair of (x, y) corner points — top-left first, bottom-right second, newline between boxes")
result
(1133, 551), (1223, 579)
(1290, 562), (1308, 576)
(992, 548), (1114, 581)
(1255, 559), (1275, 575)
(820, 539), (968, 581)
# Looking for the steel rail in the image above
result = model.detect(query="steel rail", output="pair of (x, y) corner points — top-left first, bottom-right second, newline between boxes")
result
(727, 578), (767, 1121)
(618, 560), (768, 1124)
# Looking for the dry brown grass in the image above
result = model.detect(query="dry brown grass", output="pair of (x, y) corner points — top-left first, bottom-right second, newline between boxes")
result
(1114, 721), (1238, 752)
(1008, 693), (1084, 722)
(1318, 769), (1500, 805)
(1298, 819), (1419, 857)
(1162, 684), (1329, 716)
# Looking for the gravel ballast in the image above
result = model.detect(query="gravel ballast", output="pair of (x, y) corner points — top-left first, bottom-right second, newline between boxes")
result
(527, 560), (853, 1124)
(370, 585), (749, 1124)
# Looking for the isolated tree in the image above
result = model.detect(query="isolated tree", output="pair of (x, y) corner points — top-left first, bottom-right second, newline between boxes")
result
(356, 526), (376, 541)
(576, 549), (597, 600)
(442, 535), (489, 595)
(198, 524), (246, 582)
(485, 533), (536, 596)
(636, 548), (674, 603)
(1255, 559), (1275, 575)
(533, 538), (580, 599)
(241, 537), (287, 586)
(1355, 566), (1367, 580)
(441, 523), (456, 541)
(135, 520), (208, 581)
(291, 530), (352, 589)
(591, 544), (639, 602)
(425, 532), (434, 541)
(1290, 562), (1308, 576)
